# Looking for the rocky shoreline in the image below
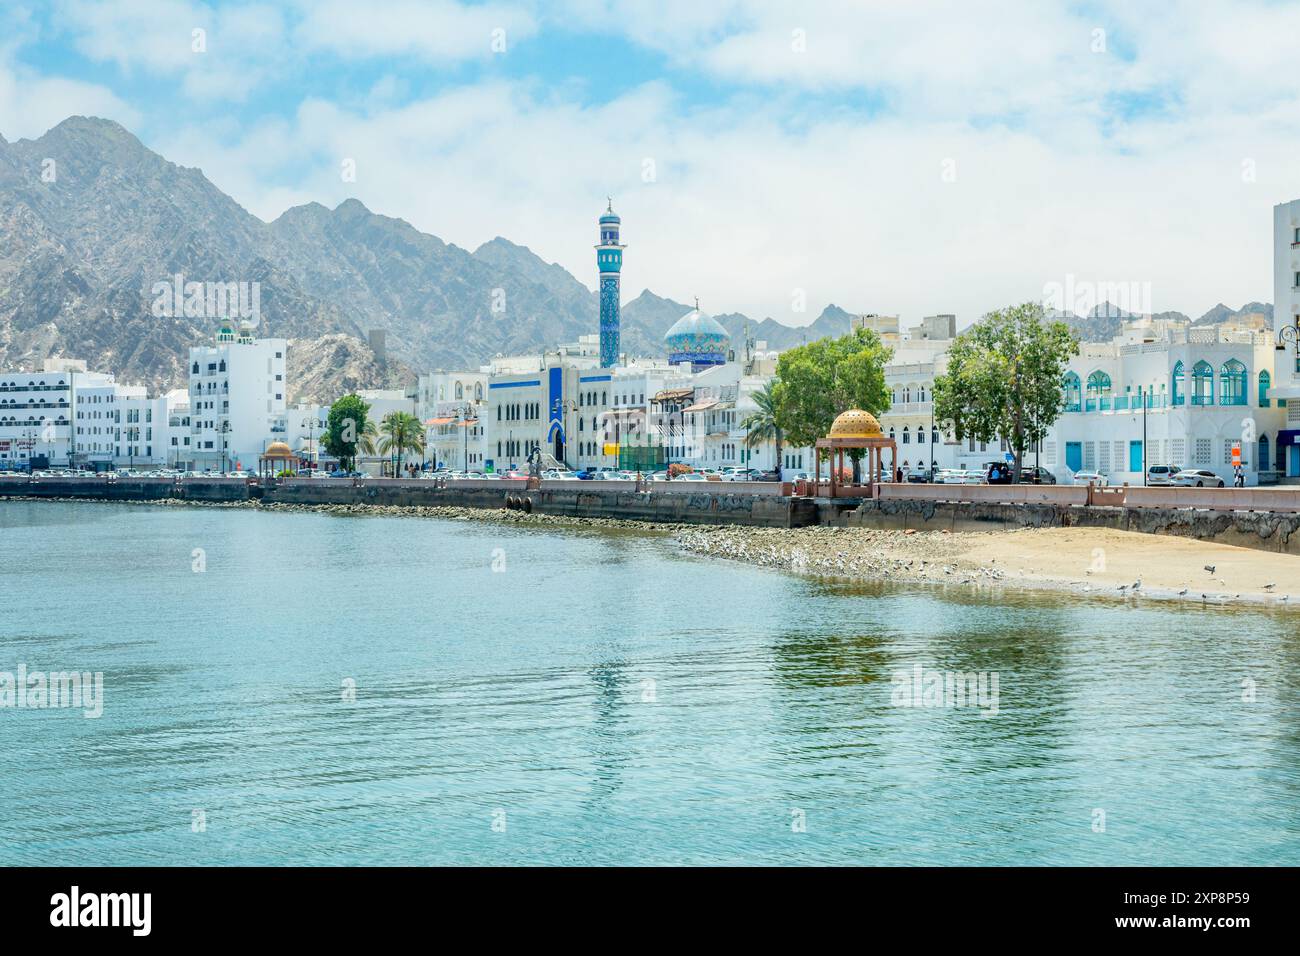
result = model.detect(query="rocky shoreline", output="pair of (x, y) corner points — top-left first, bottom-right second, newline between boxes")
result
(2, 494), (676, 531)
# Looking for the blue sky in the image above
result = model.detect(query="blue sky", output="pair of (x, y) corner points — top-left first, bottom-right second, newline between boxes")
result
(3, 0), (1299, 325)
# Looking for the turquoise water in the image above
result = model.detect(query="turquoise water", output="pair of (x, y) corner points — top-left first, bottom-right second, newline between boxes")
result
(1, 500), (1297, 865)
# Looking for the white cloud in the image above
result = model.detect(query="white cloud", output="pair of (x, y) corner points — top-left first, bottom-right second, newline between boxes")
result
(0, 52), (138, 141)
(293, 0), (536, 61)
(14, 0), (1300, 326)
(148, 69), (1292, 328)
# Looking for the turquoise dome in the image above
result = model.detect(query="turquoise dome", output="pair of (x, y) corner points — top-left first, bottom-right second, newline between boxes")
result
(665, 309), (729, 367)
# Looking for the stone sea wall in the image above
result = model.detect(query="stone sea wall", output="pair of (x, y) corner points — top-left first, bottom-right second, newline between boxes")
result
(840, 498), (1300, 555)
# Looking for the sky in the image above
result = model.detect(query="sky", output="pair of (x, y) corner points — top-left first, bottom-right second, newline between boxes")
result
(2, 0), (1299, 327)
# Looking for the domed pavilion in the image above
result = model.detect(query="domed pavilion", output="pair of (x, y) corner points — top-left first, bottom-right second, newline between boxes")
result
(812, 409), (898, 499)
(258, 440), (298, 478)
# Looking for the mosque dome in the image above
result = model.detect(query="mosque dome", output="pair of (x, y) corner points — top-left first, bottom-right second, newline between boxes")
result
(827, 409), (883, 439)
(665, 307), (730, 367)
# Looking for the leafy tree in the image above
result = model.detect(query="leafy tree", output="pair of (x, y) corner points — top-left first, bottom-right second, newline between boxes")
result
(931, 302), (1079, 482)
(771, 328), (893, 479)
(379, 411), (427, 476)
(740, 381), (783, 475)
(320, 394), (375, 472)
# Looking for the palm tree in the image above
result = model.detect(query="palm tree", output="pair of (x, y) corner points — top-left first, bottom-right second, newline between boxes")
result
(378, 412), (424, 476)
(741, 381), (783, 476)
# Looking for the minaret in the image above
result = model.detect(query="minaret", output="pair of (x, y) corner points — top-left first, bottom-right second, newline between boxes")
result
(596, 199), (625, 368)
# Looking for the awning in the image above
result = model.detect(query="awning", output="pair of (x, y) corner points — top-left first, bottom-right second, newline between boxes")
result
(653, 387), (694, 402)
(682, 399), (719, 413)
(1278, 430), (1300, 448)
(456, 419), (478, 427)
(426, 417), (456, 425)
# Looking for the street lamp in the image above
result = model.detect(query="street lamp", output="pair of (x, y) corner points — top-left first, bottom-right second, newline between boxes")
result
(302, 414), (318, 472)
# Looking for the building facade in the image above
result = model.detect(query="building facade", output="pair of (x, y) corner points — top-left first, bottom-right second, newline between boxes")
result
(187, 323), (288, 472)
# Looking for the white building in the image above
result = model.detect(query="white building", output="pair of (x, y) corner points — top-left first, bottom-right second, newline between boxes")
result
(188, 322), (288, 472)
(0, 359), (77, 469)
(1043, 318), (1285, 485)
(1271, 199), (1300, 478)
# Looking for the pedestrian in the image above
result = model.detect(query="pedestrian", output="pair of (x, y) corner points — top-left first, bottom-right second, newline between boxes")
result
(1234, 463), (1244, 487)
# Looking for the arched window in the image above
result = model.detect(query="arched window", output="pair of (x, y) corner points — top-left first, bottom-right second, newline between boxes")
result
(1219, 360), (1246, 406)
(1172, 361), (1185, 406)
(902, 426), (910, 444)
(1085, 370), (1112, 411)
(1259, 370), (1271, 407)
(1259, 434), (1270, 472)
(917, 427), (927, 443)
(1062, 372), (1081, 412)
(475, 383), (483, 401)
(1192, 361), (1214, 405)
(455, 382), (463, 399)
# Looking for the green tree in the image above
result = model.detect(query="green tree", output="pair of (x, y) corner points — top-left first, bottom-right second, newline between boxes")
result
(931, 302), (1079, 482)
(379, 411), (427, 476)
(740, 381), (783, 476)
(771, 328), (893, 479)
(320, 394), (376, 472)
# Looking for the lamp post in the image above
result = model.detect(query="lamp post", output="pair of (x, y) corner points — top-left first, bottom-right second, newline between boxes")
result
(303, 414), (318, 473)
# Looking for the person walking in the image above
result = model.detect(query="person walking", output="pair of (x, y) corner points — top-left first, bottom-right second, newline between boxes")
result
(1234, 463), (1245, 487)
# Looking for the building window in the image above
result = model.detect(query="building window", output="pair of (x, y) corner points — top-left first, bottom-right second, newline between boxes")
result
(1258, 370), (1271, 407)
(1062, 372), (1081, 412)
(1191, 361), (1214, 405)
(1171, 361), (1185, 406)
(1219, 360), (1247, 406)
(1085, 370), (1112, 411)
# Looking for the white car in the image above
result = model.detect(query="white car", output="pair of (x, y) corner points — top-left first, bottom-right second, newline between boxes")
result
(1172, 469), (1225, 488)
(1072, 471), (1108, 486)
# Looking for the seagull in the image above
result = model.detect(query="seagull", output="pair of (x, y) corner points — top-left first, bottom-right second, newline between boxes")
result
(1263, 583), (1276, 591)
(1177, 588), (1188, 596)
(1132, 580), (1142, 591)
(1204, 565), (1216, 574)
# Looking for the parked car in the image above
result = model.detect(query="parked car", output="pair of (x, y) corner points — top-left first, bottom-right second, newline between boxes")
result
(1147, 464), (1181, 486)
(905, 470), (931, 483)
(1072, 470), (1108, 487)
(1018, 466), (1057, 485)
(674, 472), (708, 481)
(1173, 469), (1225, 488)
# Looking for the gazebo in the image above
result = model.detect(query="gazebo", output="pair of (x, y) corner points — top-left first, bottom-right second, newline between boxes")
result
(258, 441), (298, 478)
(812, 409), (897, 499)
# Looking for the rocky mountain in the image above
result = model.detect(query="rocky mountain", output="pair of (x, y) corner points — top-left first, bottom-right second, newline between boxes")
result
(286, 334), (415, 404)
(0, 116), (856, 397)
(1055, 301), (1272, 341)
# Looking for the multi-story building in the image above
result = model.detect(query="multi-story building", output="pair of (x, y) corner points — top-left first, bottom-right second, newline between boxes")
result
(1043, 318), (1285, 485)
(187, 322), (288, 472)
(1271, 199), (1300, 478)
(0, 359), (77, 469)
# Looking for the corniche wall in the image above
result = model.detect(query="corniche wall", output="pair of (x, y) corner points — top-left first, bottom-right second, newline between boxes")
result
(839, 497), (1300, 555)
(0, 477), (819, 528)
(4, 477), (1299, 550)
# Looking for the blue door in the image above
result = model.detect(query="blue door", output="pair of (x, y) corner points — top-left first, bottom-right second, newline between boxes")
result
(1065, 442), (1082, 472)
(1129, 440), (1143, 473)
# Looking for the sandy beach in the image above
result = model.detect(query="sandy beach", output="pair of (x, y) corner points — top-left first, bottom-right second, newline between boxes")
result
(675, 524), (1300, 606)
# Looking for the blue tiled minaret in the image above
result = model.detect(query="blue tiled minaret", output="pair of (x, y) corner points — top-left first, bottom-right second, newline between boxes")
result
(596, 199), (625, 368)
